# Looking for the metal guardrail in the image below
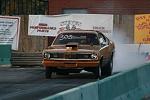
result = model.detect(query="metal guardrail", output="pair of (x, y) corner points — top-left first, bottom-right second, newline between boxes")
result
(11, 52), (43, 66)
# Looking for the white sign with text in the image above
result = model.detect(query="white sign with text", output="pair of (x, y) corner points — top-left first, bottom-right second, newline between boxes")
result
(28, 14), (113, 38)
(0, 16), (20, 50)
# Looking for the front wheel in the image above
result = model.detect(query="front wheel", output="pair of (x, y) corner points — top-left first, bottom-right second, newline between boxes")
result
(94, 62), (102, 79)
(56, 72), (69, 75)
(45, 67), (53, 79)
(101, 58), (113, 77)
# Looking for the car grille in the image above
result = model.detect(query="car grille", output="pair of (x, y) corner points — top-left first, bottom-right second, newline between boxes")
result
(49, 52), (92, 60)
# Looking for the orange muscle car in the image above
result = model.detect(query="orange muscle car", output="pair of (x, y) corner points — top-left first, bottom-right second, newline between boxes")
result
(42, 30), (115, 78)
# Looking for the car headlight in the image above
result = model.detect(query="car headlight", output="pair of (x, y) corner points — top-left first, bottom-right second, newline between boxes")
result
(43, 52), (51, 59)
(91, 54), (98, 59)
(47, 53), (51, 59)
(43, 52), (47, 58)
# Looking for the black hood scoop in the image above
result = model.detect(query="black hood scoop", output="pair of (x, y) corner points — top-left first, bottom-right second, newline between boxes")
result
(66, 42), (78, 50)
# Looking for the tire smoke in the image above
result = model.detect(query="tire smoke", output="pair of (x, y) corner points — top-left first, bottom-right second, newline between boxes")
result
(112, 33), (147, 72)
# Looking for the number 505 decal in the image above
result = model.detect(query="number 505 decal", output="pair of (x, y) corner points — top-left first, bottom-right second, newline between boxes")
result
(59, 35), (72, 40)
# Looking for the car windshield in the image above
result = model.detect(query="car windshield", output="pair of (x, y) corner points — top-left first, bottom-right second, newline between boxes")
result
(53, 33), (99, 45)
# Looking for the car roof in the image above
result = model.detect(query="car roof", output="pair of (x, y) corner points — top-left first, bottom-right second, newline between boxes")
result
(58, 30), (100, 34)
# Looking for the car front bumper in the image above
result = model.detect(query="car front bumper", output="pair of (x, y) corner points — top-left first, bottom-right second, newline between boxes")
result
(42, 59), (99, 68)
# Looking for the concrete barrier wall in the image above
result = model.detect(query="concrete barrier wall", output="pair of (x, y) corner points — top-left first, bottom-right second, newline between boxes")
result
(42, 63), (150, 100)
(0, 45), (11, 65)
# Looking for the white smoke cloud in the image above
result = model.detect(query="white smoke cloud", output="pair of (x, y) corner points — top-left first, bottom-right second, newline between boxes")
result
(113, 44), (146, 72)
(112, 30), (147, 73)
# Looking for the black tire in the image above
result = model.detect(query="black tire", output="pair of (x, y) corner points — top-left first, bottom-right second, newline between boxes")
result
(56, 72), (69, 75)
(101, 57), (113, 77)
(94, 61), (102, 79)
(45, 67), (52, 79)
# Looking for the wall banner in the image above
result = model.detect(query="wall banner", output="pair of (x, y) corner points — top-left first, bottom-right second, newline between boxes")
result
(28, 14), (113, 38)
(0, 16), (20, 50)
(134, 14), (150, 44)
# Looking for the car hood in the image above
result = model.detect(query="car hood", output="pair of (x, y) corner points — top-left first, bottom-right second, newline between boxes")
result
(44, 45), (100, 53)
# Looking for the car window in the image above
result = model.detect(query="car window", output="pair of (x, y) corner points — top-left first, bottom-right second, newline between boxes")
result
(98, 33), (109, 47)
(53, 33), (100, 45)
